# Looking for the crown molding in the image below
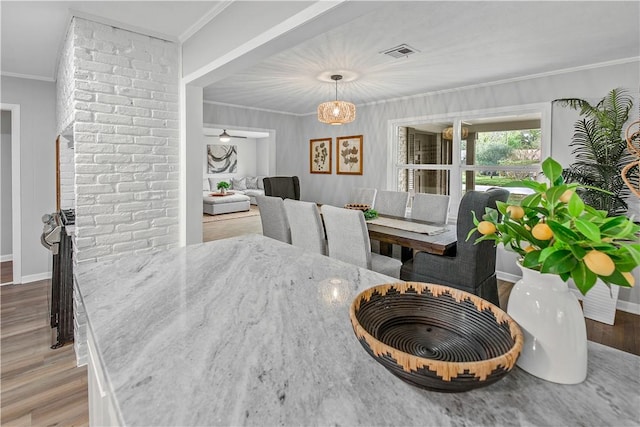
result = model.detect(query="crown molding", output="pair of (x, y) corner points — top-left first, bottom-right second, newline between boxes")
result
(203, 99), (304, 117)
(0, 71), (55, 82)
(179, 1), (234, 43)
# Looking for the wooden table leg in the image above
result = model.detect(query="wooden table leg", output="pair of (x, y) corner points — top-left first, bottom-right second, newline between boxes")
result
(401, 246), (413, 263)
(379, 242), (392, 257)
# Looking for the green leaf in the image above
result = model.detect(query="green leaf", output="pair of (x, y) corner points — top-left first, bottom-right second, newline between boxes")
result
(571, 262), (597, 295)
(495, 201), (509, 216)
(545, 185), (567, 205)
(522, 251), (541, 269)
(506, 180), (546, 193)
(521, 193), (542, 208)
(540, 250), (577, 274)
(574, 219), (601, 242)
(600, 270), (633, 288)
(542, 157), (563, 184)
(547, 220), (580, 243)
(568, 244), (587, 259)
(567, 193), (585, 217)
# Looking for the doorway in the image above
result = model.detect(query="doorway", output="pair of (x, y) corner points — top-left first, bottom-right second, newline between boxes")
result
(1, 104), (21, 285)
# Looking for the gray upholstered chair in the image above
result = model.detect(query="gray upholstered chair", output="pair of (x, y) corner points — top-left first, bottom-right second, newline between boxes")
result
(321, 205), (402, 279)
(256, 195), (291, 243)
(348, 187), (377, 207)
(283, 199), (326, 255)
(263, 176), (300, 200)
(411, 193), (450, 223)
(400, 187), (510, 305)
(374, 190), (410, 217)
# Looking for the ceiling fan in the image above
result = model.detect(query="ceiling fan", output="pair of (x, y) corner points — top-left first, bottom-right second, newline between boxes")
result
(219, 129), (246, 142)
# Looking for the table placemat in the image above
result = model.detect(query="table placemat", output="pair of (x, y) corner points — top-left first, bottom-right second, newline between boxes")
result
(368, 217), (447, 235)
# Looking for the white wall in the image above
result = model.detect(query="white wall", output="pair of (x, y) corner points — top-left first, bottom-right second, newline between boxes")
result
(1, 110), (12, 258)
(0, 76), (57, 280)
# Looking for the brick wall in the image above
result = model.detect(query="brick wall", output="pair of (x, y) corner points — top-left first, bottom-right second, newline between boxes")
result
(58, 17), (180, 263)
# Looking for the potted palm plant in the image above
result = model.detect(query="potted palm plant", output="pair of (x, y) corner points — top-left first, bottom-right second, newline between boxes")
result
(554, 88), (636, 216)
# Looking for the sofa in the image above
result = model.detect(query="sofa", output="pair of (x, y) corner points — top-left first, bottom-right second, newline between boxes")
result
(204, 176), (266, 205)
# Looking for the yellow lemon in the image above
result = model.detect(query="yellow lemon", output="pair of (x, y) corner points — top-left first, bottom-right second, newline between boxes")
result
(622, 272), (635, 287)
(506, 205), (525, 220)
(477, 221), (496, 235)
(524, 245), (536, 253)
(532, 223), (553, 240)
(583, 250), (615, 277)
(559, 189), (574, 203)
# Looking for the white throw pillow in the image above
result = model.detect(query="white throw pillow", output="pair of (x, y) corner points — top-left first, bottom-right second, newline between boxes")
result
(246, 176), (258, 189)
(257, 176), (266, 190)
(231, 177), (247, 191)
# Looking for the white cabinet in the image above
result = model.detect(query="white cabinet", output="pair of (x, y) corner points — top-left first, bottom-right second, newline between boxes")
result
(87, 329), (121, 426)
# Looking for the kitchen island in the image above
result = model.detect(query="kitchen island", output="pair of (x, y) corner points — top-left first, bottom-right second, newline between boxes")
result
(75, 234), (640, 426)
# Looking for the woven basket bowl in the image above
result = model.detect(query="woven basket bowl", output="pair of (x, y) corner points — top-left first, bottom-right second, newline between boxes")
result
(350, 282), (523, 392)
(344, 203), (371, 212)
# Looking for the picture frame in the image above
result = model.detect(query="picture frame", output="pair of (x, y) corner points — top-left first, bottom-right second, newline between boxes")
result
(207, 144), (237, 174)
(336, 135), (363, 175)
(310, 138), (332, 174)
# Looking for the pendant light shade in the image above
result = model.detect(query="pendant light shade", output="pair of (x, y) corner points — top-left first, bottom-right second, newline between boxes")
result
(318, 75), (356, 125)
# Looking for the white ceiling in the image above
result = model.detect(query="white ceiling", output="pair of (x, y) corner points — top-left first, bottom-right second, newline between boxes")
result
(1, 1), (639, 115)
(0, 1), (220, 79)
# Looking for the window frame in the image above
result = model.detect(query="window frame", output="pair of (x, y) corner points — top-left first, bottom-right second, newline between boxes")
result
(387, 103), (552, 221)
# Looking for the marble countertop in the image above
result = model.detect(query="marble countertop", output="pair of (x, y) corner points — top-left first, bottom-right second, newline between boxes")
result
(75, 234), (640, 426)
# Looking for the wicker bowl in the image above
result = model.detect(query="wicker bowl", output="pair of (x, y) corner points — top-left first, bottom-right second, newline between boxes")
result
(344, 203), (371, 212)
(350, 282), (523, 392)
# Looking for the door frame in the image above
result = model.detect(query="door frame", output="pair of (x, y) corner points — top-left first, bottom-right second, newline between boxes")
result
(1, 103), (21, 284)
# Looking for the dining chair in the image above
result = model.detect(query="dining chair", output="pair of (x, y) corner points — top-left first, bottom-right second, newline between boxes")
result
(256, 195), (291, 243)
(349, 187), (377, 207)
(321, 204), (402, 279)
(374, 190), (410, 217)
(263, 176), (301, 200)
(283, 199), (326, 255)
(411, 193), (450, 224)
(400, 187), (510, 305)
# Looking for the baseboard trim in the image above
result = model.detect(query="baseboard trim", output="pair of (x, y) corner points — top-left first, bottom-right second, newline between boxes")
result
(21, 272), (52, 284)
(499, 270), (639, 316)
(0, 254), (13, 262)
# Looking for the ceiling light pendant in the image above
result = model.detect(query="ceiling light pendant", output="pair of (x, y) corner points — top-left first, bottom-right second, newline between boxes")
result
(318, 75), (356, 125)
(219, 130), (231, 142)
(442, 127), (469, 140)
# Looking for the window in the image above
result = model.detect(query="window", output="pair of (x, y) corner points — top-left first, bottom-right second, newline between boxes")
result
(392, 104), (551, 219)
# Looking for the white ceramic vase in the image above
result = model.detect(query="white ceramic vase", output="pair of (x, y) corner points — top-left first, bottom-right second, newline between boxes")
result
(507, 264), (587, 384)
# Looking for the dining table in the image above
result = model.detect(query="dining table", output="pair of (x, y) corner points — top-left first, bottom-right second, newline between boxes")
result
(74, 234), (640, 426)
(366, 214), (457, 260)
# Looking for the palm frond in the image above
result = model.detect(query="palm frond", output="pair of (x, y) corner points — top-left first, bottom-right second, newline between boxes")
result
(560, 88), (635, 216)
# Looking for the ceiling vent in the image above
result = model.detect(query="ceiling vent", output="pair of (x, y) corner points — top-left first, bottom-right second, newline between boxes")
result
(380, 44), (420, 59)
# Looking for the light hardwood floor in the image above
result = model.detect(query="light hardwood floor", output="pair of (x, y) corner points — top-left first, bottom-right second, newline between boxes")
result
(1, 210), (637, 426)
(1, 280), (88, 426)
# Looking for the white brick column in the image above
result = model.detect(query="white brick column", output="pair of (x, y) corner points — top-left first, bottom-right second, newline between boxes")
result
(63, 17), (180, 262)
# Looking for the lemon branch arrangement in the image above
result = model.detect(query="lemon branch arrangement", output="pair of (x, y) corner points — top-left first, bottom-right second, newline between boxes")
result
(469, 157), (640, 295)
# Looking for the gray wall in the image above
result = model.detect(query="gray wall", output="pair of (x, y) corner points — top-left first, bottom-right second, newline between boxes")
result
(1, 110), (12, 258)
(0, 76), (57, 280)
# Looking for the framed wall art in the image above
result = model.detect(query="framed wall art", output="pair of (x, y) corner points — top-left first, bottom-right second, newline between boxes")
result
(310, 138), (332, 174)
(207, 145), (237, 174)
(336, 135), (363, 175)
